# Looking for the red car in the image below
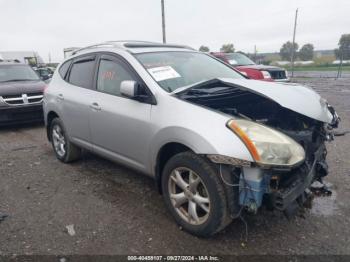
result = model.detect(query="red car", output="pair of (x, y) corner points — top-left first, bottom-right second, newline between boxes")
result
(211, 52), (289, 82)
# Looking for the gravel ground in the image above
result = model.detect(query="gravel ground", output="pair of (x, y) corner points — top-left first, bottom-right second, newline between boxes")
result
(0, 77), (350, 256)
(291, 71), (350, 78)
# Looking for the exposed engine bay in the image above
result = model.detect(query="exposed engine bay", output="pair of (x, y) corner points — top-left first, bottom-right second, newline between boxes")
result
(176, 79), (340, 216)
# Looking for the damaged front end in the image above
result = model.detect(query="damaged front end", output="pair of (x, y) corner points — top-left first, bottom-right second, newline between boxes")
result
(176, 78), (340, 216)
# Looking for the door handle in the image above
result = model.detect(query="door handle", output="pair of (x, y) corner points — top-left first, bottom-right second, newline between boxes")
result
(90, 102), (101, 111)
(57, 94), (64, 100)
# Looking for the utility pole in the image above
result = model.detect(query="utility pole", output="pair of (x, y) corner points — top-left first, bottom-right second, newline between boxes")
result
(161, 0), (166, 43)
(290, 8), (298, 78)
(254, 45), (257, 63)
(336, 49), (343, 79)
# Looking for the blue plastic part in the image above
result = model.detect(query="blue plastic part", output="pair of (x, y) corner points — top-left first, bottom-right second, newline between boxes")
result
(239, 171), (270, 208)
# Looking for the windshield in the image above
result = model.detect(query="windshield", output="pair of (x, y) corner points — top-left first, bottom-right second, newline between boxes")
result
(224, 53), (255, 66)
(0, 65), (40, 82)
(135, 51), (244, 92)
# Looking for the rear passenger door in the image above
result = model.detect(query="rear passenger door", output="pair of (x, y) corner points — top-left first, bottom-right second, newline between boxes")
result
(89, 54), (153, 172)
(61, 55), (97, 148)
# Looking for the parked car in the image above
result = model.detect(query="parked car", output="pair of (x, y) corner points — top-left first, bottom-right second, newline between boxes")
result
(0, 62), (46, 126)
(211, 52), (289, 82)
(46, 67), (56, 75)
(34, 67), (53, 81)
(44, 41), (339, 237)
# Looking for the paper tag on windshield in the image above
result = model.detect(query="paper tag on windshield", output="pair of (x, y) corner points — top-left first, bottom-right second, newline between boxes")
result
(228, 59), (237, 65)
(148, 66), (181, 82)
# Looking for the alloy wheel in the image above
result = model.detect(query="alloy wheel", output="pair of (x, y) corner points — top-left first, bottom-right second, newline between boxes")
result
(168, 167), (210, 225)
(52, 124), (66, 157)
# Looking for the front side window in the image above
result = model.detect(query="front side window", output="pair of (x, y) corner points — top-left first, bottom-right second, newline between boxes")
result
(68, 57), (95, 89)
(0, 65), (40, 83)
(96, 58), (135, 96)
(135, 51), (244, 92)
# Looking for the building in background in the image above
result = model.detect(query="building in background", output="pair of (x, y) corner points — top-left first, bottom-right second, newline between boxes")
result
(63, 47), (80, 58)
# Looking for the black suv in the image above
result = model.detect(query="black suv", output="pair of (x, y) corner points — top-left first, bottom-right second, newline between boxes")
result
(0, 62), (46, 126)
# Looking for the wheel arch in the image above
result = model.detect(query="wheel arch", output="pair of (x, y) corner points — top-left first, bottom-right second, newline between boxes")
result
(46, 111), (60, 141)
(151, 127), (221, 194)
(155, 142), (194, 194)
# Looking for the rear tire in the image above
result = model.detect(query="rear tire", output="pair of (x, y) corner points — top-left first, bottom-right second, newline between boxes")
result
(162, 151), (231, 237)
(50, 118), (81, 163)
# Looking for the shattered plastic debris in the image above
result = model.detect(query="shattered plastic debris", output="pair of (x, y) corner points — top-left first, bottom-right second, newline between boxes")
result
(65, 224), (76, 236)
(310, 181), (332, 196)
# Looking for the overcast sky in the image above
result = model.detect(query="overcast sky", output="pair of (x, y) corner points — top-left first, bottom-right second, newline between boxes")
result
(1, 0), (349, 62)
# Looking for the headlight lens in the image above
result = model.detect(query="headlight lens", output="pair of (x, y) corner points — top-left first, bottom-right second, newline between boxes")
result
(261, 70), (271, 79)
(227, 119), (305, 166)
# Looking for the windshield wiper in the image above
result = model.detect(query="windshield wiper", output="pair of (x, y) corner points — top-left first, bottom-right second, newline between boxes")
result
(173, 78), (222, 95)
(187, 86), (231, 95)
(0, 79), (38, 83)
(235, 63), (255, 66)
(175, 79), (236, 97)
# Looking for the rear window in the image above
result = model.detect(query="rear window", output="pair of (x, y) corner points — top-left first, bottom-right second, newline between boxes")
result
(68, 57), (95, 89)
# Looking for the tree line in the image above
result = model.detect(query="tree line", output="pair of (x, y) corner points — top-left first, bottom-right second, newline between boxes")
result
(198, 34), (350, 61)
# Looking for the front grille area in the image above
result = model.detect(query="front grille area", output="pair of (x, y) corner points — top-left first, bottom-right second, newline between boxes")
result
(1, 92), (43, 105)
(268, 70), (287, 80)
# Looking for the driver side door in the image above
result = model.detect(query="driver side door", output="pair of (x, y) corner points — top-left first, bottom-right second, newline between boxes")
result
(89, 54), (154, 173)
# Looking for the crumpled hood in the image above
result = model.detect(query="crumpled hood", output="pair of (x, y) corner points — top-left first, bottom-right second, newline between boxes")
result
(174, 78), (334, 124)
(218, 78), (333, 123)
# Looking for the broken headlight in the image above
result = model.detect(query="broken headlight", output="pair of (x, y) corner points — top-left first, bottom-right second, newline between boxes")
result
(227, 119), (305, 166)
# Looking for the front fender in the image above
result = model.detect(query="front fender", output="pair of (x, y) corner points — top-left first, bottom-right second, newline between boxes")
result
(149, 125), (253, 174)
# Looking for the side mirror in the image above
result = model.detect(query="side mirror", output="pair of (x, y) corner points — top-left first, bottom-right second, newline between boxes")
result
(120, 80), (157, 105)
(120, 80), (138, 98)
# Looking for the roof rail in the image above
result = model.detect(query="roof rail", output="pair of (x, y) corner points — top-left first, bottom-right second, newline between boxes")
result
(123, 42), (195, 50)
(71, 41), (195, 56)
(106, 40), (160, 44)
(71, 42), (118, 55)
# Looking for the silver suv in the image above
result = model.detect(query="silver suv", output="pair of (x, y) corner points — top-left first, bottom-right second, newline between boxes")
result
(44, 41), (339, 237)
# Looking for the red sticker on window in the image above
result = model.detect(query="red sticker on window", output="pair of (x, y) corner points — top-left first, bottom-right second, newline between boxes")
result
(102, 71), (116, 80)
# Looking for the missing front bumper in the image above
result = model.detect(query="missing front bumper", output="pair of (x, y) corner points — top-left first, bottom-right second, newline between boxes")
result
(270, 145), (326, 212)
(236, 144), (327, 215)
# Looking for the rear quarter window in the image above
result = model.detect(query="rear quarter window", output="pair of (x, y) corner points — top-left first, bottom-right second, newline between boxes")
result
(58, 60), (72, 79)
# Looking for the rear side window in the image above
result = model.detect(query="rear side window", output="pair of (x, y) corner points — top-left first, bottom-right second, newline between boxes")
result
(68, 56), (96, 89)
(59, 60), (72, 79)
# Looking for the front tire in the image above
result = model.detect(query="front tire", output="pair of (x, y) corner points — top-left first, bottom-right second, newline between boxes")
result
(162, 151), (231, 237)
(50, 118), (81, 163)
